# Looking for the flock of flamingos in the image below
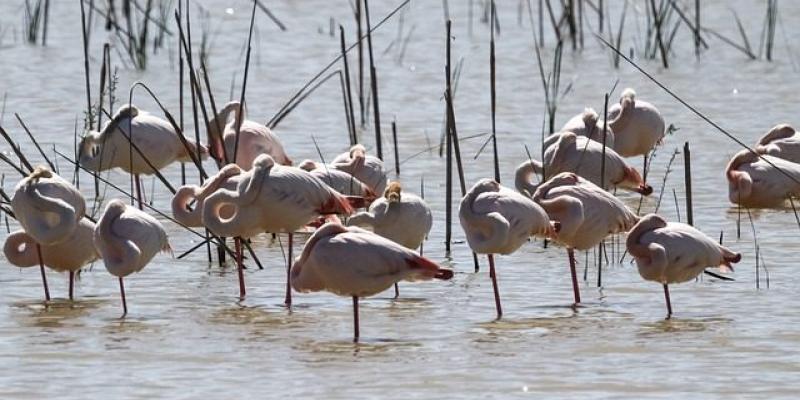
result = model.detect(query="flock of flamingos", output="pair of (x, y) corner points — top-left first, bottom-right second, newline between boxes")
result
(5, 86), (800, 341)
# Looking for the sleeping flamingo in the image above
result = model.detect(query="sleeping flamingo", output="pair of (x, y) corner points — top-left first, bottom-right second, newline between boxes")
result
(607, 88), (666, 158)
(207, 100), (292, 169)
(331, 144), (388, 195)
(754, 124), (800, 164)
(94, 199), (170, 316)
(202, 154), (355, 303)
(515, 132), (652, 197)
(79, 104), (208, 207)
(298, 159), (375, 198)
(291, 222), (453, 341)
(726, 149), (800, 208)
(348, 181), (432, 298)
(10, 166), (86, 301)
(459, 179), (558, 318)
(532, 172), (638, 304)
(626, 213), (741, 318)
(4, 218), (98, 300)
(558, 108), (616, 149)
(172, 164), (244, 227)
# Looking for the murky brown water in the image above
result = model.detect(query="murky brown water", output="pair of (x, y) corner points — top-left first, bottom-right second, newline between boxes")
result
(2, 1), (800, 398)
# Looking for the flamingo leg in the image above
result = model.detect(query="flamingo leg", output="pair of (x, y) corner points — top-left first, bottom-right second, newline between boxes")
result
(284, 233), (293, 307)
(353, 296), (360, 343)
(235, 237), (246, 298)
(393, 283), (400, 299)
(643, 154), (648, 183)
(473, 252), (480, 273)
(663, 283), (672, 319)
(119, 277), (128, 317)
(35, 244), (50, 302)
(134, 174), (143, 210)
(68, 271), (75, 301)
(568, 248), (581, 305)
(488, 254), (503, 319)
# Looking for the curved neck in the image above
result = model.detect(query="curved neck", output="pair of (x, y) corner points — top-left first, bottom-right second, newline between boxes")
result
(626, 217), (664, 259)
(172, 186), (203, 227)
(99, 204), (139, 274)
(3, 231), (38, 267)
(23, 184), (79, 244)
(514, 160), (543, 197)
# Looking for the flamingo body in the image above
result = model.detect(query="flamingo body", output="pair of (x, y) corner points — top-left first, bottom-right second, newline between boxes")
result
(726, 149), (800, 208)
(331, 144), (388, 195)
(172, 164), (243, 227)
(754, 124), (800, 164)
(558, 108), (616, 149)
(348, 182), (431, 249)
(4, 218), (98, 272)
(207, 101), (292, 169)
(299, 159), (375, 198)
(607, 88), (665, 157)
(11, 167), (85, 245)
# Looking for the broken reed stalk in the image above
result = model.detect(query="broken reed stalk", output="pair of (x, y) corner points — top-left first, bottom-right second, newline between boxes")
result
(391, 119), (399, 175)
(694, 0), (701, 56)
(364, 0), (384, 161)
(254, 0), (287, 31)
(340, 25), (358, 146)
(445, 89), (452, 255)
(490, 0), (500, 183)
(683, 141), (693, 226)
(672, 188), (681, 222)
(232, 0), (257, 166)
(765, 0), (777, 61)
(649, 0), (669, 68)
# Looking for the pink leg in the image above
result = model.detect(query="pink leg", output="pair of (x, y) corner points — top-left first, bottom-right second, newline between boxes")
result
(488, 254), (503, 319)
(663, 283), (672, 319)
(134, 174), (143, 210)
(353, 296), (360, 343)
(119, 277), (128, 317)
(284, 233), (293, 307)
(568, 248), (581, 305)
(235, 237), (246, 298)
(68, 271), (75, 300)
(36, 244), (50, 302)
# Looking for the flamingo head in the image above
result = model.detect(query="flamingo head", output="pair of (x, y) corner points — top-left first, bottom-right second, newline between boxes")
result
(77, 130), (108, 172)
(27, 165), (53, 182)
(472, 178), (501, 194)
(349, 144), (367, 159)
(757, 123), (795, 146)
(297, 159), (318, 172)
(384, 181), (402, 203)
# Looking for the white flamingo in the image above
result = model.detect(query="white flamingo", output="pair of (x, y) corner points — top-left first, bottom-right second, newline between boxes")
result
(459, 179), (558, 318)
(754, 124), (800, 164)
(607, 88), (666, 158)
(558, 108), (616, 149)
(207, 101), (292, 169)
(94, 199), (170, 315)
(516, 132), (652, 197)
(331, 144), (388, 195)
(298, 159), (375, 198)
(291, 222), (453, 341)
(626, 213), (741, 318)
(532, 172), (639, 304)
(4, 218), (98, 300)
(202, 154), (355, 303)
(348, 181), (432, 297)
(172, 164), (244, 227)
(726, 149), (800, 208)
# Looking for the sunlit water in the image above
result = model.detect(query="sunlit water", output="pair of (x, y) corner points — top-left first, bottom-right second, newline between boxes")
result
(1, 1), (800, 398)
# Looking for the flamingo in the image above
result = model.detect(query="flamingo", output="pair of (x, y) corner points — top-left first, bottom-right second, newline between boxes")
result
(348, 181), (432, 298)
(202, 154), (356, 303)
(626, 213), (741, 318)
(331, 144), (388, 195)
(531, 172), (639, 304)
(291, 222), (453, 341)
(207, 100), (292, 169)
(515, 132), (652, 197)
(4, 218), (98, 300)
(94, 199), (170, 315)
(79, 104), (208, 207)
(10, 166), (86, 301)
(607, 88), (666, 158)
(298, 159), (375, 198)
(459, 179), (558, 318)
(754, 124), (800, 164)
(558, 108), (616, 149)
(172, 164), (244, 227)
(726, 149), (800, 208)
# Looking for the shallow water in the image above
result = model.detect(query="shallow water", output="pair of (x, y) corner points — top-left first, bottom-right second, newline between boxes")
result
(2, 1), (800, 398)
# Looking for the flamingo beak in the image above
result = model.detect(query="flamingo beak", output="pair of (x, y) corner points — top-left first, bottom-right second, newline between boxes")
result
(636, 184), (653, 196)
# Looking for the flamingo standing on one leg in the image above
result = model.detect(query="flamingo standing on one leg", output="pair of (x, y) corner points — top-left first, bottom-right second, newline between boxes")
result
(516, 132), (653, 196)
(79, 104), (208, 208)
(459, 179), (558, 318)
(207, 101), (292, 169)
(531, 173), (639, 305)
(202, 154), (356, 303)
(10, 166), (86, 301)
(94, 199), (170, 316)
(331, 144), (388, 195)
(348, 181), (432, 298)
(754, 124), (800, 163)
(4, 218), (98, 300)
(726, 149), (800, 208)
(626, 213), (741, 318)
(291, 222), (453, 342)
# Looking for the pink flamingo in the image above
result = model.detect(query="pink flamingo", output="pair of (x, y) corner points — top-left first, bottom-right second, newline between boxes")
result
(298, 159), (376, 198)
(331, 144), (388, 195)
(172, 164), (244, 227)
(559, 108), (616, 149)
(94, 199), (170, 316)
(4, 218), (98, 300)
(207, 101), (292, 169)
(532, 172), (639, 304)
(202, 154), (355, 303)
(607, 88), (666, 158)
(726, 149), (800, 208)
(626, 213), (741, 318)
(10, 166), (86, 301)
(291, 222), (453, 341)
(348, 181), (432, 297)
(459, 179), (558, 318)
(516, 132), (652, 197)
(754, 124), (800, 164)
